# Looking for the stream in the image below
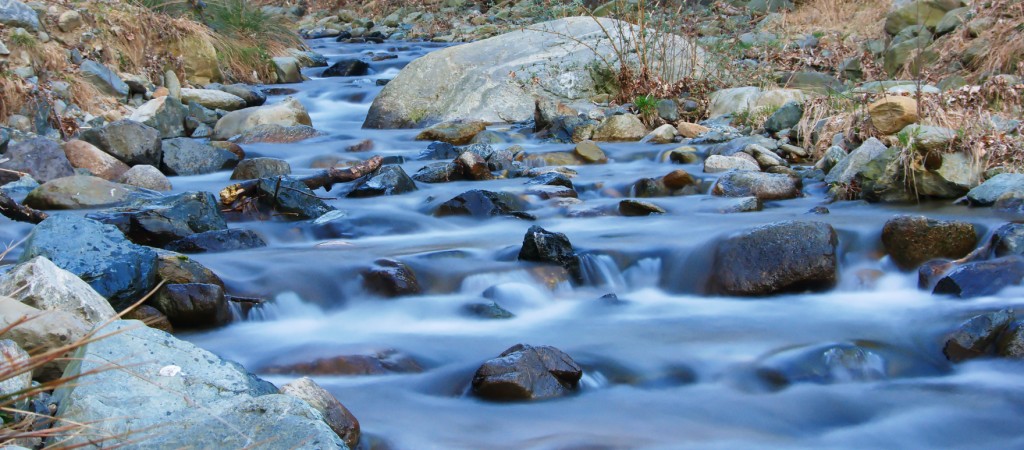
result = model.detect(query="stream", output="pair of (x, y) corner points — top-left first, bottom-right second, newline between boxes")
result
(159, 38), (1024, 449)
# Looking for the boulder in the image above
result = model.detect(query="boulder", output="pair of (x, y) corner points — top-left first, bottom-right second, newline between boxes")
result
(51, 321), (346, 449)
(79, 60), (129, 97)
(763, 100), (803, 133)
(347, 165), (418, 197)
(254, 176), (334, 220)
(711, 171), (801, 200)
(212, 97), (312, 141)
(707, 135), (778, 157)
(0, 256), (116, 325)
(704, 154), (759, 173)
(414, 120), (487, 145)
(0, 339), (31, 398)
(87, 191), (227, 247)
(592, 114), (647, 142)
(164, 229), (267, 253)
(936, 7), (969, 36)
(912, 151), (981, 199)
(472, 344), (583, 401)
(272, 56), (303, 83)
(641, 123), (678, 144)
(20, 215), (158, 310)
(364, 17), (709, 128)
(80, 120), (162, 166)
(362, 259), (421, 297)
(991, 223), (1024, 258)
(677, 122), (709, 138)
(231, 157), (292, 180)
(232, 124), (323, 144)
(169, 36), (222, 85)
(0, 137), (74, 184)
(152, 283), (230, 328)
(707, 87), (812, 118)
(619, 199), (667, 216)
(869, 96), (919, 135)
(160, 138), (240, 176)
(24, 175), (138, 210)
(574, 140), (608, 163)
(281, 377), (361, 449)
(322, 59), (370, 77)
(216, 84), (267, 107)
(885, 0), (956, 35)
(434, 189), (531, 219)
(129, 96), (187, 139)
(824, 138), (889, 185)
(883, 34), (938, 77)
(900, 124), (957, 152)
(63, 139), (130, 181)
(998, 322), (1024, 358)
(181, 88), (246, 111)
(0, 297), (88, 381)
(154, 250), (224, 288)
(455, 152), (494, 181)
(412, 162), (461, 183)
(881, 215), (977, 270)
(933, 257), (1024, 298)
(123, 304), (173, 333)
(0, 0), (40, 30)
(943, 310), (1014, 362)
(119, 165), (172, 191)
(964, 173), (1024, 206)
(518, 226), (579, 281)
(708, 221), (838, 296)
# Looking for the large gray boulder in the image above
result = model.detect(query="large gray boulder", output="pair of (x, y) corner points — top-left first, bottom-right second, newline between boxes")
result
(160, 138), (240, 176)
(964, 173), (1024, 206)
(0, 137), (75, 184)
(0, 297), (88, 380)
(212, 97), (311, 141)
(0, 0), (40, 31)
(20, 215), (158, 311)
(825, 137), (888, 185)
(129, 96), (188, 139)
(24, 175), (140, 210)
(87, 191), (227, 247)
(80, 60), (130, 97)
(708, 221), (838, 296)
(80, 120), (162, 166)
(52, 320), (347, 449)
(364, 16), (710, 128)
(0, 256), (116, 325)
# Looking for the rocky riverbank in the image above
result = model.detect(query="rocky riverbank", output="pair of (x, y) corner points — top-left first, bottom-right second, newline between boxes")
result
(1, 0), (1024, 448)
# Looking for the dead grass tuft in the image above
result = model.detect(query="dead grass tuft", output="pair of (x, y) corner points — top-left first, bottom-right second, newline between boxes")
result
(780, 0), (888, 40)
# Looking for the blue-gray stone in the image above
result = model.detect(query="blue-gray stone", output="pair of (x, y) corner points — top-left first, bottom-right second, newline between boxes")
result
(80, 59), (130, 97)
(0, 0), (40, 30)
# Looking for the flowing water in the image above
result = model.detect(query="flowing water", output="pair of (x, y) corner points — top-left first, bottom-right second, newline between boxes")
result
(119, 38), (1024, 448)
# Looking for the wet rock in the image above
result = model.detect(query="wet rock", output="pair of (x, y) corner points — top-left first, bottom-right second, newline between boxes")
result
(281, 377), (361, 449)
(412, 162), (461, 183)
(0, 256), (116, 326)
(0, 298), (88, 381)
(435, 189), (531, 219)
(763, 100), (803, 133)
(963, 173), (1024, 206)
(415, 120), (487, 145)
(869, 96), (919, 135)
(943, 310), (1014, 362)
(881, 215), (977, 270)
(519, 226), (579, 279)
(753, 342), (887, 390)
(161, 138), (240, 176)
(573, 140), (608, 163)
(213, 97), (312, 141)
(0, 137), (74, 184)
(704, 154), (759, 173)
(362, 259), (421, 297)
(165, 229), (267, 254)
(263, 349), (423, 375)
(346, 139), (374, 152)
(933, 256), (1024, 298)
(231, 157), (291, 180)
(346, 165), (418, 198)
(592, 114), (647, 142)
(24, 175), (138, 210)
(80, 119), (162, 166)
(88, 191), (226, 247)
(824, 137), (889, 185)
(118, 164), (172, 191)
(991, 223), (1024, 258)
(472, 344), (583, 401)
(619, 199), (666, 216)
(180, 88), (246, 111)
(233, 124), (324, 144)
(80, 60), (129, 97)
(52, 320), (345, 449)
(462, 301), (515, 319)
(20, 215), (157, 310)
(322, 59), (370, 77)
(152, 283), (230, 329)
(254, 176), (334, 220)
(455, 152), (494, 181)
(418, 141), (460, 160)
(711, 171), (801, 200)
(122, 304), (174, 333)
(997, 322), (1024, 358)
(709, 221), (838, 296)
(711, 196), (763, 214)
(129, 96), (187, 138)
(63, 139), (130, 181)
(526, 185), (577, 200)
(155, 249), (224, 288)
(217, 84), (267, 107)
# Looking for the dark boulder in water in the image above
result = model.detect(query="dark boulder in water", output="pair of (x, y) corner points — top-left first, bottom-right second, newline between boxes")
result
(165, 229), (268, 254)
(472, 344), (583, 401)
(347, 165), (418, 197)
(932, 256), (1024, 298)
(881, 215), (977, 270)
(322, 59), (370, 77)
(434, 189), (533, 219)
(944, 310), (1015, 362)
(152, 283), (231, 329)
(519, 225), (580, 282)
(362, 259), (421, 297)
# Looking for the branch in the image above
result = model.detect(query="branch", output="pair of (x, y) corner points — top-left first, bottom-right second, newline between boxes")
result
(0, 190), (48, 224)
(219, 155), (383, 207)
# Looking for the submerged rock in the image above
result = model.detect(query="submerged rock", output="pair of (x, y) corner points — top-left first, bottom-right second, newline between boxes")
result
(262, 349), (423, 376)
(472, 344), (583, 401)
(881, 215), (977, 270)
(708, 221), (838, 296)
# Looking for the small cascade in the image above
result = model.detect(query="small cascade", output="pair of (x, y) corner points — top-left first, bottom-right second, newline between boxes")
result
(577, 254), (628, 291)
(623, 257), (662, 289)
(228, 292), (325, 322)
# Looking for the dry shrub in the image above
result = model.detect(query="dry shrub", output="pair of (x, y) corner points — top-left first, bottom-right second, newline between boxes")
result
(795, 92), (873, 159)
(0, 77), (31, 123)
(780, 0), (888, 40)
(932, 0), (1024, 83)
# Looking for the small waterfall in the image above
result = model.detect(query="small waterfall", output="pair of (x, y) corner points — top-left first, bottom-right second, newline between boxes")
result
(577, 254), (627, 291)
(229, 292), (324, 322)
(623, 257), (662, 289)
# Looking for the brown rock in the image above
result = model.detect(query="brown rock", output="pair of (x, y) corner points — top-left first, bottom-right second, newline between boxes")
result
(662, 169), (696, 190)
(677, 122), (709, 138)
(881, 215), (977, 270)
(346, 139), (374, 152)
(574, 140), (608, 163)
(63, 139), (130, 181)
(281, 377), (361, 449)
(455, 152), (494, 181)
(123, 305), (174, 333)
(262, 349), (423, 375)
(869, 96), (919, 135)
(415, 120), (487, 145)
(153, 87), (170, 98)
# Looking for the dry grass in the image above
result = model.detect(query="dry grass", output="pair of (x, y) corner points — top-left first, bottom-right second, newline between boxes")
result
(0, 77), (31, 124)
(779, 0), (888, 40)
(931, 0), (1024, 83)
